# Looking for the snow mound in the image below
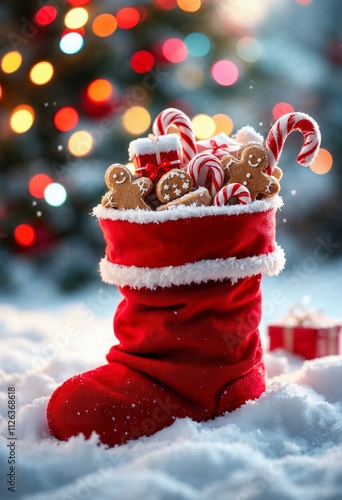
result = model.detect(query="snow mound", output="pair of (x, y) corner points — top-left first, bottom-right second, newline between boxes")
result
(0, 303), (342, 500)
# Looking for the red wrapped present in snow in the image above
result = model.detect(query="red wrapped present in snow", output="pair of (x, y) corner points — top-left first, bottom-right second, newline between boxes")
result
(268, 305), (341, 359)
(196, 133), (242, 160)
(129, 134), (182, 183)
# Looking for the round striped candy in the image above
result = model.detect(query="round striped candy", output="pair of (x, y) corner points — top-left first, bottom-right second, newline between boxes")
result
(186, 153), (225, 198)
(213, 183), (252, 206)
(264, 112), (321, 174)
(152, 108), (197, 167)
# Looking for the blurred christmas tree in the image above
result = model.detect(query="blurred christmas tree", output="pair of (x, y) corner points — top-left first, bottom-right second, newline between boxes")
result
(0, 0), (341, 293)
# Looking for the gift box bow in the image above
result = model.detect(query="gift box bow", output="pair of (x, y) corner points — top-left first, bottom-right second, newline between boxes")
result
(136, 134), (181, 182)
(196, 133), (242, 159)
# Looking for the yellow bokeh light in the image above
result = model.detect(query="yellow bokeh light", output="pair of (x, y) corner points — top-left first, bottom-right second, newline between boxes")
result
(177, 0), (201, 12)
(309, 149), (333, 175)
(1, 51), (22, 73)
(30, 61), (54, 85)
(65, 8), (89, 29)
(123, 106), (151, 135)
(212, 114), (234, 136)
(126, 162), (136, 174)
(192, 114), (216, 140)
(10, 105), (35, 134)
(68, 130), (93, 157)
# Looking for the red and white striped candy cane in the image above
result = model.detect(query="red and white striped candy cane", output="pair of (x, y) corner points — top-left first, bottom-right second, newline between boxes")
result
(213, 183), (252, 206)
(186, 153), (225, 198)
(152, 108), (197, 167)
(264, 112), (321, 174)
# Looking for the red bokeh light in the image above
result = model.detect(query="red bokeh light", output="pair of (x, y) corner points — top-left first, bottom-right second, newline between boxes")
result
(54, 107), (79, 132)
(29, 174), (53, 198)
(14, 224), (35, 247)
(67, 0), (91, 5)
(211, 60), (239, 86)
(130, 51), (155, 73)
(35, 6), (57, 26)
(162, 38), (188, 63)
(116, 8), (139, 29)
(155, 0), (178, 9)
(272, 102), (295, 121)
(61, 27), (85, 37)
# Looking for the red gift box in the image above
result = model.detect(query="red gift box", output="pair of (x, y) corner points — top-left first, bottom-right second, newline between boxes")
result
(196, 132), (242, 159)
(268, 305), (341, 359)
(129, 134), (182, 182)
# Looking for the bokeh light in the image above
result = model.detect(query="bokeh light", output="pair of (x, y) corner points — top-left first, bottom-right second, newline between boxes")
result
(309, 149), (333, 175)
(131, 51), (154, 73)
(1, 51), (22, 73)
(123, 106), (151, 135)
(10, 105), (35, 133)
(0, 84), (2, 100)
(211, 60), (239, 86)
(92, 14), (117, 37)
(185, 33), (210, 57)
(14, 224), (35, 247)
(272, 102), (295, 120)
(295, 0), (312, 4)
(176, 63), (204, 89)
(162, 38), (188, 63)
(29, 174), (53, 198)
(54, 107), (79, 131)
(68, 0), (91, 5)
(87, 79), (112, 103)
(156, 0), (177, 8)
(126, 162), (136, 174)
(44, 183), (67, 206)
(30, 61), (54, 85)
(65, 8), (88, 29)
(192, 114), (216, 139)
(68, 130), (93, 156)
(213, 114), (234, 135)
(236, 37), (262, 62)
(116, 8), (139, 29)
(35, 6), (57, 25)
(177, 0), (201, 12)
(59, 32), (84, 54)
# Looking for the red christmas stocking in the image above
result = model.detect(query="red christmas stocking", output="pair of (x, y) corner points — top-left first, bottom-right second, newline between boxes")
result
(47, 198), (284, 447)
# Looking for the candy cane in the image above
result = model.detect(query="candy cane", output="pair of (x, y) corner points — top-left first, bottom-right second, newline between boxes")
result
(213, 183), (252, 206)
(264, 112), (321, 174)
(152, 108), (197, 167)
(186, 153), (225, 198)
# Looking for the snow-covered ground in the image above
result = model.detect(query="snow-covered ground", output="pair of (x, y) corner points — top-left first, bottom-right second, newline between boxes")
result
(0, 264), (341, 500)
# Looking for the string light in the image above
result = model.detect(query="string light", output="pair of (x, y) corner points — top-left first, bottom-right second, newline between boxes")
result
(1, 51), (22, 73)
(272, 102), (295, 120)
(14, 224), (35, 247)
(92, 14), (117, 37)
(185, 33), (210, 57)
(68, 130), (93, 156)
(156, 0), (177, 8)
(211, 60), (239, 86)
(30, 61), (54, 85)
(10, 105), (35, 134)
(29, 174), (53, 198)
(44, 183), (67, 206)
(212, 114), (234, 135)
(123, 106), (151, 135)
(309, 149), (333, 175)
(130, 51), (154, 73)
(54, 107), (79, 131)
(116, 8), (139, 29)
(64, 8), (88, 29)
(162, 39), (188, 63)
(59, 32), (84, 54)
(35, 6), (57, 25)
(87, 79), (113, 103)
(192, 114), (216, 139)
(177, 0), (201, 12)
(236, 37), (262, 62)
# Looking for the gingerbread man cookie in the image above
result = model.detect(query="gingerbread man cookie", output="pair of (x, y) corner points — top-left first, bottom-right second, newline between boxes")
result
(221, 143), (280, 201)
(156, 169), (194, 204)
(102, 164), (153, 210)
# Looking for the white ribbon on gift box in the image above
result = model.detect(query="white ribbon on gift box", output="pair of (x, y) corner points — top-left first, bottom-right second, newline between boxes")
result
(147, 134), (181, 169)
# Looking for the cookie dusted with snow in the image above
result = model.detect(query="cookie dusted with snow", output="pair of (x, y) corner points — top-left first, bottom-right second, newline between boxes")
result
(102, 164), (153, 211)
(156, 169), (194, 204)
(213, 183), (252, 207)
(157, 187), (211, 211)
(187, 153), (225, 198)
(264, 112), (321, 175)
(221, 143), (280, 201)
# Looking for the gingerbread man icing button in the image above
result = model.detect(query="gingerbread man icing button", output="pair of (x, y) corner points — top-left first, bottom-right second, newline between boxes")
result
(156, 169), (194, 204)
(221, 142), (280, 201)
(102, 164), (153, 210)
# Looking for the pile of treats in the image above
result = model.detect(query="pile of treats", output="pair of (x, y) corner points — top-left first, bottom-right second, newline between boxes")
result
(101, 107), (321, 211)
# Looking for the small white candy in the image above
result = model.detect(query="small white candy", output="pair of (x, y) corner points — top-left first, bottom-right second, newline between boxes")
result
(243, 181), (248, 186)
(246, 173), (251, 178)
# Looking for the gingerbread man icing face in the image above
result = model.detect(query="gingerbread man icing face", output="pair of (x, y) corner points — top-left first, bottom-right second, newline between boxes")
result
(221, 142), (280, 201)
(102, 164), (153, 210)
